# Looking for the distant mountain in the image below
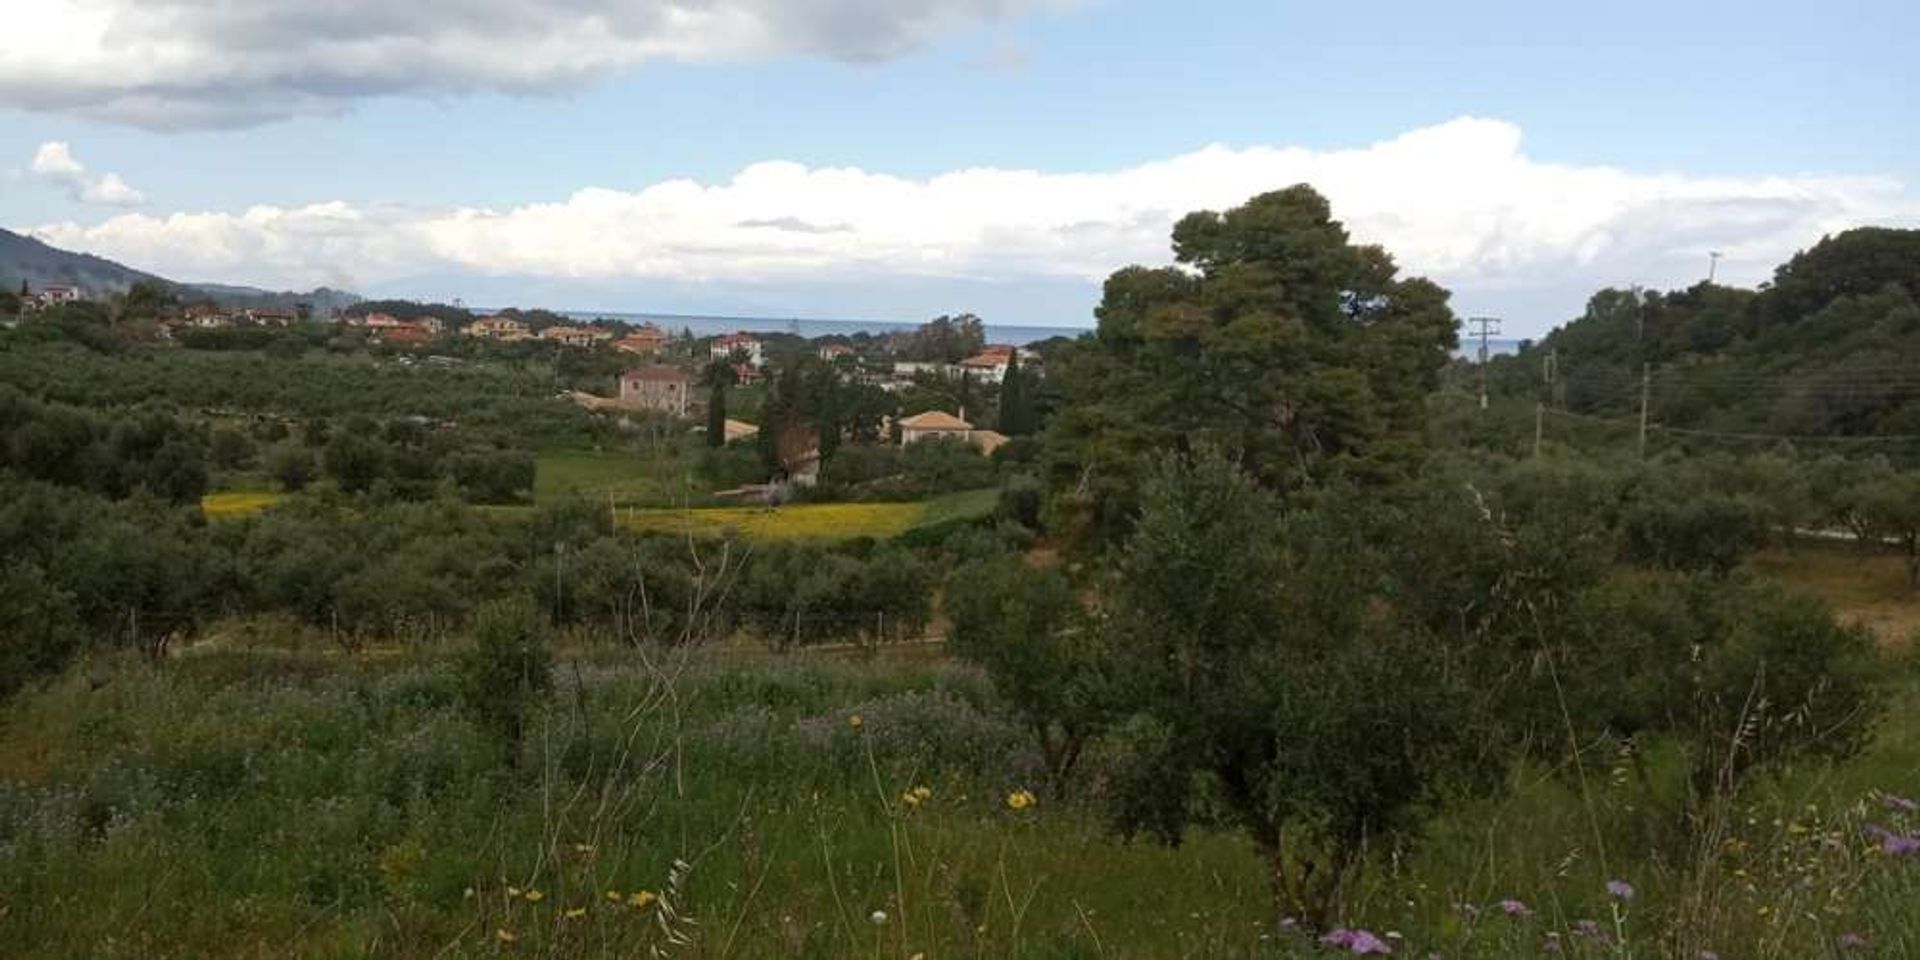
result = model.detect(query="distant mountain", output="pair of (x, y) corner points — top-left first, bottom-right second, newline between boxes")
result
(0, 227), (166, 294)
(184, 282), (362, 316)
(0, 227), (360, 314)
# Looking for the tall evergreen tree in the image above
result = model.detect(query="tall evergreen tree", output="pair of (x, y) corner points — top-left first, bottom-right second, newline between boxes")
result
(997, 351), (1032, 435)
(700, 360), (736, 448)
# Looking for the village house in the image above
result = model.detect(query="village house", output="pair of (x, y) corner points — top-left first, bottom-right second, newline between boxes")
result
(819, 342), (856, 362)
(465, 316), (527, 340)
(541, 325), (598, 348)
(618, 366), (694, 416)
(21, 283), (84, 312)
(711, 332), (765, 367)
(360, 312), (409, 328)
(896, 410), (1009, 457)
(614, 325), (669, 356)
(958, 344), (1016, 384)
(184, 304), (232, 328)
(373, 324), (432, 347)
(37, 283), (83, 305)
(246, 307), (300, 326)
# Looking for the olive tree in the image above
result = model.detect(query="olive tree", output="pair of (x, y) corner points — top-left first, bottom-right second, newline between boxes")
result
(945, 556), (1105, 789)
(1101, 453), (1501, 930)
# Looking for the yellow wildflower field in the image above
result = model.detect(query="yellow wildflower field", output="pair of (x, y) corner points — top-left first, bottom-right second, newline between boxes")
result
(619, 489), (997, 542)
(619, 501), (925, 541)
(200, 491), (286, 518)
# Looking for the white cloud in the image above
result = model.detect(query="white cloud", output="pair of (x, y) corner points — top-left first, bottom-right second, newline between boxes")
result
(23, 118), (1920, 328)
(2, 0), (1063, 129)
(28, 141), (147, 207)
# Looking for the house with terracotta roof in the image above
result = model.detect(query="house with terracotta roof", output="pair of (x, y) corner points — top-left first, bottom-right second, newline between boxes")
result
(468, 316), (530, 340)
(818, 342), (856, 361)
(618, 366), (693, 416)
(897, 410), (1009, 456)
(710, 332), (764, 367)
(615, 326), (668, 356)
(374, 324), (431, 347)
(958, 344), (1017, 383)
(540, 325), (597, 348)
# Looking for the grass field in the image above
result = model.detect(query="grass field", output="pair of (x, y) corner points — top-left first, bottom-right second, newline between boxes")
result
(0, 637), (1915, 959)
(533, 448), (697, 507)
(619, 488), (998, 542)
(1757, 540), (1920, 644)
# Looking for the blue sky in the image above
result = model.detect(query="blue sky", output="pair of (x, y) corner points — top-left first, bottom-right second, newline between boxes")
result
(5, 0), (1917, 335)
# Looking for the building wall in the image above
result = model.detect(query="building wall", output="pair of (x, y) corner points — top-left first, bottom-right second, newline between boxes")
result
(620, 377), (690, 416)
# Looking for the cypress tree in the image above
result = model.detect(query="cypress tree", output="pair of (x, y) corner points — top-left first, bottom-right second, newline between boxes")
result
(997, 351), (1030, 435)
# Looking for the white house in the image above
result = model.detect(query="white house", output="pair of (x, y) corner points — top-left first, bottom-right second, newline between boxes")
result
(711, 332), (765, 367)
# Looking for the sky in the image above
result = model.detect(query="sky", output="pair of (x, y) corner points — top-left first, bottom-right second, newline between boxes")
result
(3, 0), (1918, 337)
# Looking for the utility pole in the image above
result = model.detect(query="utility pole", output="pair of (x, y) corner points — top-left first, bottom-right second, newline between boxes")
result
(1707, 251), (1723, 284)
(1637, 362), (1652, 460)
(1533, 401), (1545, 459)
(1630, 284), (1645, 343)
(1467, 316), (1501, 411)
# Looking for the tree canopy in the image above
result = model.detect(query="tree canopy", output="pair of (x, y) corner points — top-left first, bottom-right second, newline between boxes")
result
(1042, 185), (1457, 545)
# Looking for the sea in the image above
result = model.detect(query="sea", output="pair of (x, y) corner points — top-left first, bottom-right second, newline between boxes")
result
(556, 310), (1086, 348)
(554, 309), (1528, 357)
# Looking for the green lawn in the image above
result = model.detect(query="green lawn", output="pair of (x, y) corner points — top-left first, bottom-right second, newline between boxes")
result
(534, 448), (697, 506)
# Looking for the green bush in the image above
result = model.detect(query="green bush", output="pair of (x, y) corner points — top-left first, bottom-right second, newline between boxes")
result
(454, 601), (553, 765)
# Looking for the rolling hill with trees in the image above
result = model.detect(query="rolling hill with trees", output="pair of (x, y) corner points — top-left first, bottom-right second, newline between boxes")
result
(1500, 228), (1920, 438)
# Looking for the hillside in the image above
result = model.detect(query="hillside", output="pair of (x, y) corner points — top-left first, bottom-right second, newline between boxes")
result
(0, 227), (360, 314)
(1500, 228), (1920, 438)
(0, 226), (165, 294)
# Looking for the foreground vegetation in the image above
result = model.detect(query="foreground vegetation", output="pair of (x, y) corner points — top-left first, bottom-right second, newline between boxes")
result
(0, 618), (1915, 959)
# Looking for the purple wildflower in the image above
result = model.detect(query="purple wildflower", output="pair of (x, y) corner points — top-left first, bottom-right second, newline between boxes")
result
(1573, 920), (1612, 944)
(1320, 928), (1392, 955)
(1866, 823), (1920, 856)
(1837, 931), (1870, 950)
(1606, 879), (1635, 901)
(1499, 899), (1533, 918)
(1540, 932), (1563, 954)
(1883, 794), (1917, 813)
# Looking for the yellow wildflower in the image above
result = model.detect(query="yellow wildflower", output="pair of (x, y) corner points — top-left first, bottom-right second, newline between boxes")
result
(629, 890), (658, 909)
(606, 890), (623, 902)
(523, 889), (545, 903)
(496, 928), (518, 945)
(1006, 788), (1036, 811)
(849, 714), (863, 729)
(506, 886), (522, 898)
(564, 907), (588, 920)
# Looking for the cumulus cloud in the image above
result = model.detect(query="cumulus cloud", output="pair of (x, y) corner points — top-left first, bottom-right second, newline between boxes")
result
(28, 141), (147, 206)
(24, 118), (1920, 327)
(3, 0), (1062, 129)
